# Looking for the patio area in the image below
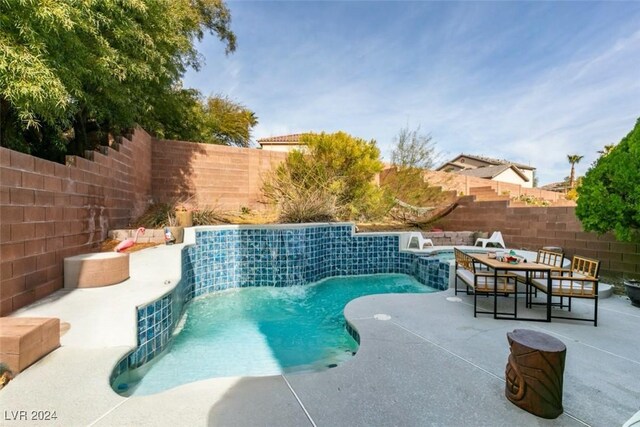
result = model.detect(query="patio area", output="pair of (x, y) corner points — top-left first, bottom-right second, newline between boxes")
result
(1, 243), (639, 427)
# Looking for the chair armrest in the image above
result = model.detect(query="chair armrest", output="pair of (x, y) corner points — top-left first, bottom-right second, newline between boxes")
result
(550, 275), (598, 282)
(550, 267), (572, 276)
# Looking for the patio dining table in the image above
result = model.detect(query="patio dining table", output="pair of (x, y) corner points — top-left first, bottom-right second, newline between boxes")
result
(466, 252), (553, 322)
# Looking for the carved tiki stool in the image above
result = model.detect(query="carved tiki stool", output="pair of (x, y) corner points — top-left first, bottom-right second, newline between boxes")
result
(505, 329), (566, 419)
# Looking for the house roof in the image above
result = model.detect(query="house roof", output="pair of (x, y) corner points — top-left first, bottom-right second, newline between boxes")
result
(456, 164), (530, 182)
(438, 153), (536, 171)
(438, 161), (464, 171)
(257, 134), (307, 145)
(540, 181), (569, 192)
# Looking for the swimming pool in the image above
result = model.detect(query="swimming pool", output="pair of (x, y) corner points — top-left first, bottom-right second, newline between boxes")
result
(113, 274), (435, 395)
(109, 224), (450, 395)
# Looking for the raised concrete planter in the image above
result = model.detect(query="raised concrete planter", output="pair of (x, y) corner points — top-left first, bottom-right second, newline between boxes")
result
(64, 252), (129, 288)
(109, 228), (166, 243)
(0, 317), (60, 374)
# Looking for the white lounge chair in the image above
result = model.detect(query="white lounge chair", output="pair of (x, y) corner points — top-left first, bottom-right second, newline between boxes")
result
(475, 231), (506, 249)
(406, 232), (434, 249)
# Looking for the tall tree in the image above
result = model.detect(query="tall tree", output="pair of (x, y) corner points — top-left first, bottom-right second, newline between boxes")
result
(576, 119), (640, 241)
(384, 126), (442, 208)
(0, 0), (236, 158)
(391, 126), (438, 169)
(567, 154), (584, 189)
(201, 95), (258, 147)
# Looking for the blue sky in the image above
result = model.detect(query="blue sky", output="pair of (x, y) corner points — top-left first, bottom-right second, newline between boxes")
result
(184, 1), (640, 185)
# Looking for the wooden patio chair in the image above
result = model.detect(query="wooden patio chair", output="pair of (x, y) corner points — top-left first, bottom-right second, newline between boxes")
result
(529, 255), (600, 326)
(454, 248), (518, 318)
(513, 249), (565, 302)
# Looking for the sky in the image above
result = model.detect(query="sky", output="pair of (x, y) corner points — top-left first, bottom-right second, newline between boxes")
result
(183, 1), (640, 185)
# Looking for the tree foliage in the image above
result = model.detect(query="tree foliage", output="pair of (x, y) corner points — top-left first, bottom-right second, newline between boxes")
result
(148, 93), (258, 147)
(263, 132), (390, 222)
(391, 125), (437, 169)
(0, 0), (237, 157)
(576, 118), (640, 241)
(383, 126), (447, 221)
(199, 95), (258, 147)
(567, 154), (584, 188)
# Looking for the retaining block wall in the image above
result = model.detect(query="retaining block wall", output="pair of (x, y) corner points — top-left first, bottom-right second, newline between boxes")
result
(436, 197), (640, 275)
(0, 130), (153, 315)
(151, 139), (287, 210)
(422, 170), (568, 202)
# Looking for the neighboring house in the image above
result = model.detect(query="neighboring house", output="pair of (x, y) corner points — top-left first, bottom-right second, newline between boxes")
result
(257, 134), (307, 152)
(436, 154), (536, 188)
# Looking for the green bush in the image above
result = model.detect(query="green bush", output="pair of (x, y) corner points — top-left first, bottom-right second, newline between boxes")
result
(262, 131), (389, 222)
(576, 118), (640, 241)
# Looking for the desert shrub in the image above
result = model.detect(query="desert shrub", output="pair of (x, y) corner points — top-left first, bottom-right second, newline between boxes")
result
(263, 131), (388, 221)
(192, 207), (225, 225)
(263, 156), (338, 222)
(576, 118), (640, 241)
(134, 203), (174, 228)
(381, 168), (446, 207)
(135, 202), (225, 227)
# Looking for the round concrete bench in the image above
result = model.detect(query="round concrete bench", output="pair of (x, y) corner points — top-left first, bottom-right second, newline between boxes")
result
(64, 252), (129, 288)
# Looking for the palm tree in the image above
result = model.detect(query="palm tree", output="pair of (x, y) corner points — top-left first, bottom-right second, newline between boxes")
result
(567, 154), (584, 189)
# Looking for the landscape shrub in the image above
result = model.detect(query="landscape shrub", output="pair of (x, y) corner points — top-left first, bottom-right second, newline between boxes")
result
(262, 132), (388, 222)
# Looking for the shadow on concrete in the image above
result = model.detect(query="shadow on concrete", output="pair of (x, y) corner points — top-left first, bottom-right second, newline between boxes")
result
(206, 376), (311, 426)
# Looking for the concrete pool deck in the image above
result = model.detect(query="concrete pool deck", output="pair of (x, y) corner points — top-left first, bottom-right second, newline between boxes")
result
(1, 243), (639, 427)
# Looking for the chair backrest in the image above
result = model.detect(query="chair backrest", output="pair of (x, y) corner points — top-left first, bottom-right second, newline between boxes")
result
(454, 248), (475, 272)
(571, 255), (600, 278)
(536, 249), (564, 268)
(406, 232), (422, 249)
(491, 231), (505, 244)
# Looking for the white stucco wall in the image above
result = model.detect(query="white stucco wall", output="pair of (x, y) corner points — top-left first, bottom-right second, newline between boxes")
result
(520, 169), (534, 185)
(259, 144), (306, 153)
(494, 168), (532, 188)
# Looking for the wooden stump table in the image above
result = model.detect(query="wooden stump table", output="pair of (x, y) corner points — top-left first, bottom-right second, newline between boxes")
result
(505, 329), (567, 419)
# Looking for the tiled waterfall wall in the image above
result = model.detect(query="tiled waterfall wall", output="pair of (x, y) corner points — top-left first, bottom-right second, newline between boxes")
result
(112, 224), (449, 378)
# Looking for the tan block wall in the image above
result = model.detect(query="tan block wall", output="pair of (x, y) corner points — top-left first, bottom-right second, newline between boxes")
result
(436, 197), (640, 275)
(1, 130), (288, 315)
(151, 139), (287, 210)
(6, 127), (633, 315)
(0, 130), (153, 315)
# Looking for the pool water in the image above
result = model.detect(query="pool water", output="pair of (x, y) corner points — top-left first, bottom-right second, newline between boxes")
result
(116, 274), (435, 395)
(428, 250), (486, 261)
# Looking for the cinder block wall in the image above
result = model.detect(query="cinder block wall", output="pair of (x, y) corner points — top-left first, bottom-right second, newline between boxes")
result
(0, 130), (153, 315)
(151, 139), (287, 210)
(2, 128), (637, 315)
(436, 197), (640, 275)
